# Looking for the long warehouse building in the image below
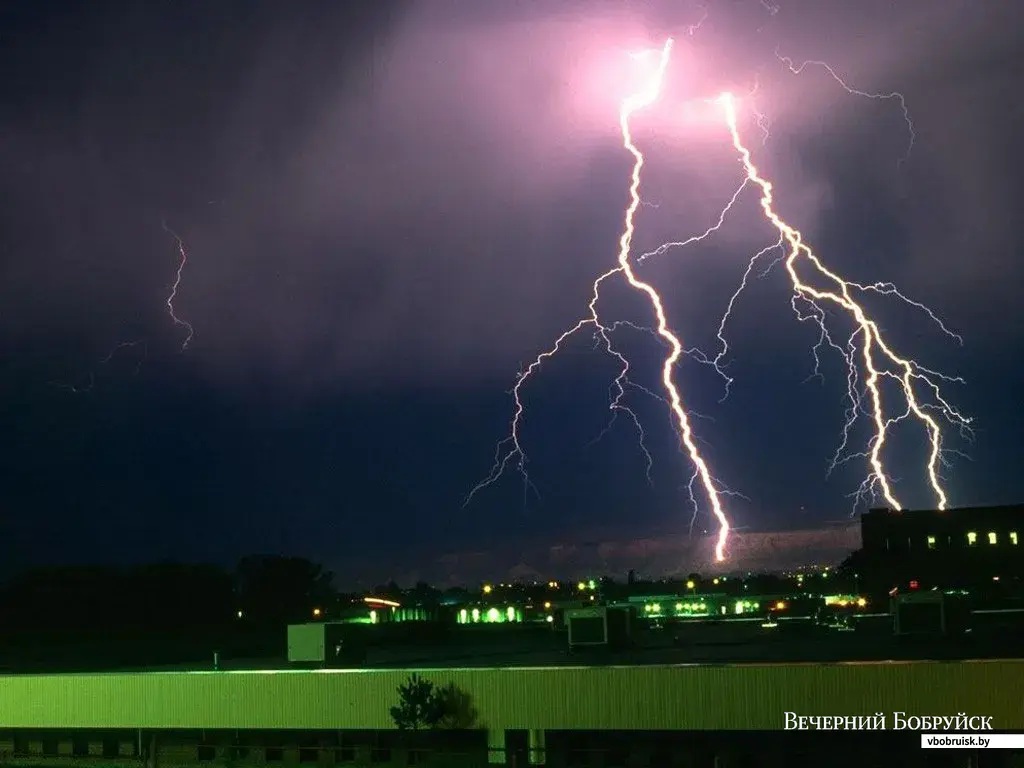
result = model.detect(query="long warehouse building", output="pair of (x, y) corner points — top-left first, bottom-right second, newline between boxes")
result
(2, 658), (1023, 767)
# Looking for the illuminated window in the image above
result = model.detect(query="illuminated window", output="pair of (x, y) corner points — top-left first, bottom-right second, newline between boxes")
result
(926, 536), (936, 549)
(988, 532), (998, 545)
(1011, 532), (1019, 546)
(967, 532), (977, 546)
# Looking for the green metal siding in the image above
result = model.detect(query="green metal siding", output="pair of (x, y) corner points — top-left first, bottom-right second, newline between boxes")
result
(1, 661), (1022, 731)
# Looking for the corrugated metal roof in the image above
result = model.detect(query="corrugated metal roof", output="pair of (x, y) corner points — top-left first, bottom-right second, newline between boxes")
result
(1, 659), (1021, 731)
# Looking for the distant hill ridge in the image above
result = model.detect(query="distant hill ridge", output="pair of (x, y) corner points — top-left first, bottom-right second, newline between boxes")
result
(336, 524), (862, 588)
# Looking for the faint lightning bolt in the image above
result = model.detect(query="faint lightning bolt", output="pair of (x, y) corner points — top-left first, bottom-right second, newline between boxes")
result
(467, 39), (733, 561)
(746, 74), (772, 146)
(690, 235), (787, 402)
(51, 340), (148, 394)
(686, 4), (709, 36)
(775, 49), (916, 169)
(161, 220), (195, 351)
(636, 178), (748, 264)
(585, 320), (661, 484)
(718, 92), (970, 512)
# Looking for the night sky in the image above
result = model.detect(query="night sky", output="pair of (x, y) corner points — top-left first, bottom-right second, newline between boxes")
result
(1, 1), (1022, 585)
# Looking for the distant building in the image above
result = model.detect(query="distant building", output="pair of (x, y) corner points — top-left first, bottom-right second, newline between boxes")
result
(859, 504), (1024, 589)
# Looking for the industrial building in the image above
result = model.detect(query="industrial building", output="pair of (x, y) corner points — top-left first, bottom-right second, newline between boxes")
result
(860, 504), (1024, 589)
(1, 658), (1023, 767)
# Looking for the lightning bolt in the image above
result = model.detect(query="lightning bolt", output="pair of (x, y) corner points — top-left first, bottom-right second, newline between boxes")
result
(161, 220), (195, 351)
(686, 4), (709, 37)
(775, 49), (916, 169)
(584, 320), (659, 485)
(51, 340), (149, 394)
(468, 39), (733, 562)
(55, 221), (193, 394)
(718, 92), (970, 512)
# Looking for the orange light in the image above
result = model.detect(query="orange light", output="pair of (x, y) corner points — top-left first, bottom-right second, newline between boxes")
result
(364, 596), (400, 608)
(774, 601), (786, 610)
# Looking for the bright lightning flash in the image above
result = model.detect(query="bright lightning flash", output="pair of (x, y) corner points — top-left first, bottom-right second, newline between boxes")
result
(467, 39), (733, 562)
(717, 93), (971, 511)
(161, 220), (195, 351)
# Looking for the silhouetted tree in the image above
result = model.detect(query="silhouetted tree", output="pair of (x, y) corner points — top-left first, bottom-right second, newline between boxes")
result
(235, 555), (336, 625)
(0, 562), (240, 669)
(410, 581), (441, 606)
(432, 682), (479, 729)
(443, 586), (471, 603)
(390, 674), (444, 730)
(389, 674), (478, 731)
(371, 580), (403, 601)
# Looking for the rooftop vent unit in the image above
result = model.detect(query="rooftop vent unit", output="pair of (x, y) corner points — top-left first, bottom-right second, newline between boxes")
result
(287, 622), (366, 666)
(891, 592), (970, 636)
(565, 606), (633, 651)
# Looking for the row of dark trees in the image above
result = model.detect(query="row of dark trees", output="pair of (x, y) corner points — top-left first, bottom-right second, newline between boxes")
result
(0, 556), (338, 631)
(0, 556), (379, 671)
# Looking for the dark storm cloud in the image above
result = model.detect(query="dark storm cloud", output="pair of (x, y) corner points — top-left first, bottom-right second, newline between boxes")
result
(763, 1), (1023, 341)
(0, 0), (1019, 391)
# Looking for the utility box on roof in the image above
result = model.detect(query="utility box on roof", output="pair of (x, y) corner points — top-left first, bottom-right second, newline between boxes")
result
(287, 622), (350, 665)
(891, 592), (970, 636)
(565, 606), (633, 650)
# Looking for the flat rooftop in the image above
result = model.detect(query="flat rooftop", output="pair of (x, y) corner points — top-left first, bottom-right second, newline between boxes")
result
(3, 610), (1023, 675)
(89, 614), (1024, 674)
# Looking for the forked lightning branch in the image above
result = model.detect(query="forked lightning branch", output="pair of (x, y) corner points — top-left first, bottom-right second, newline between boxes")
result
(467, 36), (968, 562)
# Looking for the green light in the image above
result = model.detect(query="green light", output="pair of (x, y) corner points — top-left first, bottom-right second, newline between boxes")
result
(487, 608), (500, 623)
(369, 610), (377, 624)
(506, 606), (515, 622)
(651, 603), (661, 613)
(675, 602), (683, 611)
(471, 608), (480, 623)
(588, 580), (596, 590)
(458, 609), (467, 624)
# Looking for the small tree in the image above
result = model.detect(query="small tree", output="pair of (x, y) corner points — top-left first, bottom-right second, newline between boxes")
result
(390, 674), (444, 730)
(432, 682), (479, 729)
(389, 675), (479, 731)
